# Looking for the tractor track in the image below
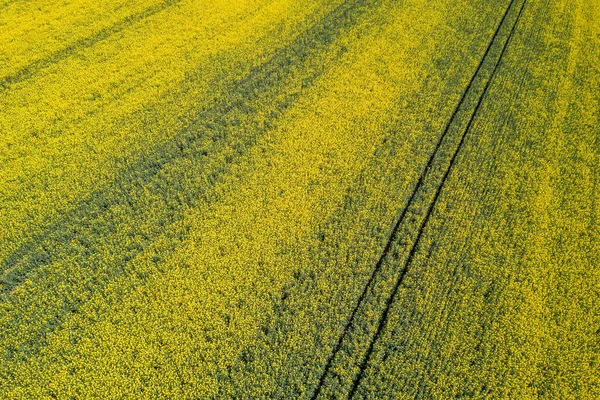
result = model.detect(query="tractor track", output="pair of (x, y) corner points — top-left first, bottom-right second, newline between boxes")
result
(310, 0), (529, 397)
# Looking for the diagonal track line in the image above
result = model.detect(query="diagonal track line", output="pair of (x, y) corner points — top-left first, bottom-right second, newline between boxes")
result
(347, 0), (528, 397)
(310, 0), (526, 397)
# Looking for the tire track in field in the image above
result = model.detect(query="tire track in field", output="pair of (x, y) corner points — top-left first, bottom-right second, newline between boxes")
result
(310, 0), (527, 397)
(388, 1), (544, 394)
(0, 0), (181, 89)
(0, 0), (385, 363)
(347, 1), (528, 397)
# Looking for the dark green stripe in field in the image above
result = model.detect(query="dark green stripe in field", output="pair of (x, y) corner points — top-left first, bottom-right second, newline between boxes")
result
(0, 0), (383, 365)
(0, 0), (181, 89)
(311, 0), (528, 397)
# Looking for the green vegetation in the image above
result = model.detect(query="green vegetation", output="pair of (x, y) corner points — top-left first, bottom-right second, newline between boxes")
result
(0, 0), (597, 398)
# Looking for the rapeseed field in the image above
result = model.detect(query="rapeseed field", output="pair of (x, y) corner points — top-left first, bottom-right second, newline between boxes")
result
(0, 0), (598, 398)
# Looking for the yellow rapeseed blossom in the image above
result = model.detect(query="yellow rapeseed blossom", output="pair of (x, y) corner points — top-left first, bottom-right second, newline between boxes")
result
(0, 0), (597, 398)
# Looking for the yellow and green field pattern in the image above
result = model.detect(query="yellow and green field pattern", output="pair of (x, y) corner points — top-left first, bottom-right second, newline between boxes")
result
(0, 0), (598, 398)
